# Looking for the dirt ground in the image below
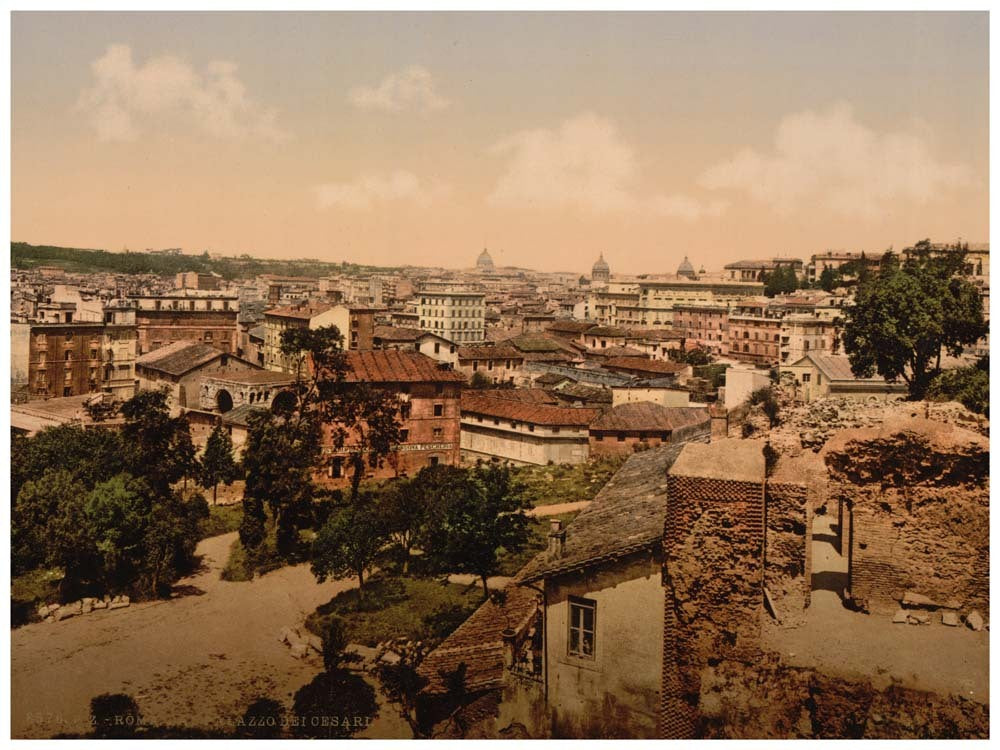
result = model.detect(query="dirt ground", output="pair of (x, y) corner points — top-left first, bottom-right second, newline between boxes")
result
(10, 532), (410, 739)
(762, 515), (990, 704)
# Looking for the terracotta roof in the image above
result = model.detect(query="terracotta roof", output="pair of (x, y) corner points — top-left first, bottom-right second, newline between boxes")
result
(506, 333), (569, 353)
(264, 303), (333, 320)
(588, 346), (647, 359)
(417, 584), (541, 696)
(584, 326), (628, 337)
(456, 345), (525, 361)
(473, 388), (558, 404)
(590, 402), (709, 432)
(373, 325), (424, 342)
(552, 383), (612, 403)
(220, 404), (267, 427)
(603, 357), (689, 376)
(344, 350), (465, 383)
(516, 444), (684, 583)
(136, 341), (225, 377)
(462, 393), (597, 426)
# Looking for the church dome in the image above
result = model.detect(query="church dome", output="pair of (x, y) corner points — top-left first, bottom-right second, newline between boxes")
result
(476, 248), (495, 272)
(677, 255), (696, 279)
(592, 253), (610, 273)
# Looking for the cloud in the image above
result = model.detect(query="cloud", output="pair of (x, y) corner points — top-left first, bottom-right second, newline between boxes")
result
(699, 102), (973, 218)
(77, 44), (288, 142)
(348, 66), (449, 114)
(315, 171), (450, 210)
(488, 113), (722, 221)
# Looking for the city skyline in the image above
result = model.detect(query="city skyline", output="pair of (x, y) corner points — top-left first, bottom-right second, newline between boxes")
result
(12, 11), (989, 274)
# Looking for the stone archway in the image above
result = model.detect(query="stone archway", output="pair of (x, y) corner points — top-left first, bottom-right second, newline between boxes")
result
(271, 390), (296, 413)
(216, 389), (234, 413)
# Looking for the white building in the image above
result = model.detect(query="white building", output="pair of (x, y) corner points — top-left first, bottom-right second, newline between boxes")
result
(418, 289), (486, 344)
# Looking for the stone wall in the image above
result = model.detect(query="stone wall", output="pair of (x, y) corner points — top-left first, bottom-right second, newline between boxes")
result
(822, 419), (989, 615)
(764, 478), (811, 617)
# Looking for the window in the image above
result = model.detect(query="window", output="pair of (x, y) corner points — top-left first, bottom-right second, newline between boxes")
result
(434, 343), (440, 354)
(802, 373), (811, 383)
(528, 424), (535, 432)
(568, 597), (596, 659)
(429, 456), (439, 467)
(400, 403), (412, 420)
(433, 427), (443, 438)
(552, 427), (560, 434)
(617, 433), (625, 442)
(330, 458), (344, 479)
(433, 404), (443, 417)
(435, 384), (444, 396)
(595, 433), (603, 442)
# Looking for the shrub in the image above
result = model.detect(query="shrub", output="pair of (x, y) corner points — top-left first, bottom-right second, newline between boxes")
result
(90, 693), (141, 739)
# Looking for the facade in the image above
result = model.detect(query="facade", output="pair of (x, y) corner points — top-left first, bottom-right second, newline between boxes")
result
(261, 302), (376, 373)
(723, 258), (804, 282)
(12, 320), (138, 401)
(727, 298), (783, 365)
(588, 402), (710, 457)
(136, 341), (258, 409)
(628, 280), (763, 328)
(174, 271), (220, 290)
(372, 325), (459, 364)
(456, 345), (527, 386)
(120, 291), (239, 356)
(418, 290), (486, 344)
(319, 350), (465, 486)
(778, 313), (838, 366)
(806, 251), (882, 283)
(783, 353), (907, 402)
(671, 304), (729, 355)
(198, 369), (297, 413)
(460, 392), (597, 465)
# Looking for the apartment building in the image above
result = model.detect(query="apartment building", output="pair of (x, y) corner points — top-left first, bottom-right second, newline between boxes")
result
(418, 290), (486, 344)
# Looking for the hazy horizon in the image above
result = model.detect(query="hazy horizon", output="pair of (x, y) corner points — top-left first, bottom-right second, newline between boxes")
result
(12, 11), (989, 275)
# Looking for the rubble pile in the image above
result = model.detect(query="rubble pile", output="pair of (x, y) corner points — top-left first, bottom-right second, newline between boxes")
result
(766, 395), (987, 458)
(697, 658), (989, 739)
(36, 595), (130, 623)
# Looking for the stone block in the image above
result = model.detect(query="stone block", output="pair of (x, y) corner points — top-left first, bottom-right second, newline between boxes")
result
(289, 643), (309, 659)
(941, 611), (959, 627)
(902, 591), (940, 609)
(907, 612), (929, 625)
(91, 600), (107, 610)
(81, 602), (93, 614)
(891, 610), (908, 624)
(108, 600), (129, 610)
(965, 610), (984, 631)
(305, 634), (323, 653)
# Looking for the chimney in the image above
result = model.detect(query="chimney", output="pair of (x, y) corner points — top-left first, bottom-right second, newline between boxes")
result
(547, 519), (566, 559)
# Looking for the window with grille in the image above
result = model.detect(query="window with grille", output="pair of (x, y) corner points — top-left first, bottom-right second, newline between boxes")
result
(568, 597), (596, 659)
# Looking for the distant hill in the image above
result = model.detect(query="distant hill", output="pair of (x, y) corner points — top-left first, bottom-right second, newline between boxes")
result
(11, 242), (403, 280)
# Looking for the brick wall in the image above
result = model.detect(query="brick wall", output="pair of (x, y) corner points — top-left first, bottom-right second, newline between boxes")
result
(660, 462), (765, 737)
(765, 480), (811, 614)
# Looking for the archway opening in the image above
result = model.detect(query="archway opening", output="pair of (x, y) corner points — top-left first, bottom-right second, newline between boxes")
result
(216, 389), (234, 413)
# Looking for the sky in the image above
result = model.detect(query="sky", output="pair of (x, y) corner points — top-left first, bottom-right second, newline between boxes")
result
(11, 11), (990, 275)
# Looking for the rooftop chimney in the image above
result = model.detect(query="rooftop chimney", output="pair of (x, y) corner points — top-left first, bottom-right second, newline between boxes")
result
(547, 519), (566, 559)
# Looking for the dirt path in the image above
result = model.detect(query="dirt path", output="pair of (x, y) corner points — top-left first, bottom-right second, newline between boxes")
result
(763, 515), (989, 704)
(10, 532), (391, 738)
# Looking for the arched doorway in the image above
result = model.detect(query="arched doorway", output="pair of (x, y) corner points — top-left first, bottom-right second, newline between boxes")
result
(271, 390), (296, 414)
(216, 389), (234, 413)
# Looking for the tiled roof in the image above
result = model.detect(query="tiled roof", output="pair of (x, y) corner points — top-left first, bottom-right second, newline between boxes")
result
(462, 393), (598, 426)
(516, 444), (684, 583)
(345, 350), (465, 383)
(546, 320), (597, 334)
(553, 383), (612, 403)
(506, 333), (569, 353)
(456, 345), (525, 361)
(136, 341), (224, 376)
(603, 357), (689, 376)
(473, 388), (558, 404)
(535, 371), (574, 386)
(590, 402), (709, 432)
(792, 353), (897, 384)
(417, 584), (541, 696)
(588, 346), (647, 358)
(248, 325), (267, 341)
(220, 404), (268, 427)
(373, 325), (424, 342)
(585, 326), (628, 337)
(264, 303), (333, 320)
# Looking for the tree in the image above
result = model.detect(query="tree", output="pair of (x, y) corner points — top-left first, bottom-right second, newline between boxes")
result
(119, 389), (198, 494)
(468, 371), (491, 389)
(375, 477), (430, 573)
(199, 423), (240, 504)
(85, 474), (157, 592)
(421, 464), (532, 598)
(241, 408), (321, 558)
(13, 470), (99, 595)
(818, 266), (839, 292)
(843, 240), (987, 400)
(291, 671), (377, 739)
(90, 693), (141, 739)
(764, 266), (798, 297)
(310, 497), (390, 601)
(926, 355), (989, 417)
(280, 325), (402, 502)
